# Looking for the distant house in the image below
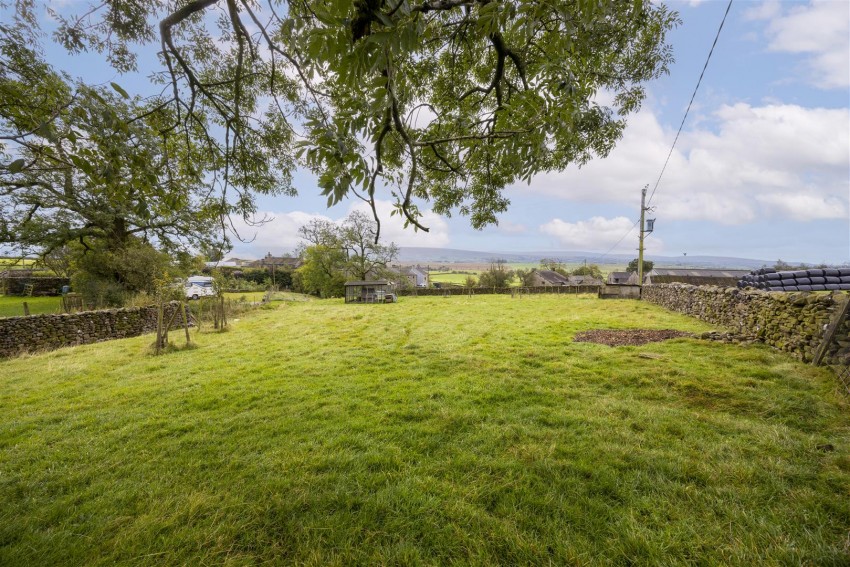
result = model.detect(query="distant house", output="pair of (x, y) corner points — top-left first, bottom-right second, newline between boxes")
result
(204, 257), (251, 269)
(531, 269), (570, 286)
(393, 265), (429, 288)
(248, 253), (302, 270)
(567, 275), (604, 286)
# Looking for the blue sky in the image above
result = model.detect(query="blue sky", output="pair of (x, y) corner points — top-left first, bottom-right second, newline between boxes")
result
(28, 0), (850, 263)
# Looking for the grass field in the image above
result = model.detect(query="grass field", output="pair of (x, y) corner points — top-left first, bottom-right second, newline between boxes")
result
(0, 295), (62, 317)
(1, 295), (848, 564)
(428, 271), (479, 285)
(428, 263), (627, 286)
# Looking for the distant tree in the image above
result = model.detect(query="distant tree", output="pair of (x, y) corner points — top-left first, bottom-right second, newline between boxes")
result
(626, 258), (654, 274)
(464, 275), (478, 288)
(296, 211), (398, 296)
(71, 239), (175, 306)
(478, 259), (514, 288)
(297, 245), (347, 298)
(36, 244), (76, 277)
(571, 264), (603, 280)
(539, 258), (569, 276)
(340, 211), (399, 281)
(515, 268), (537, 287)
(773, 259), (794, 271)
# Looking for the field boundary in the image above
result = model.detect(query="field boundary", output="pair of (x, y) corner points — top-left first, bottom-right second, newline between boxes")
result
(643, 283), (850, 364)
(0, 302), (188, 358)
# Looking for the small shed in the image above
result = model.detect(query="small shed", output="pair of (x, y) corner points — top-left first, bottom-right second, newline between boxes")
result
(344, 280), (394, 304)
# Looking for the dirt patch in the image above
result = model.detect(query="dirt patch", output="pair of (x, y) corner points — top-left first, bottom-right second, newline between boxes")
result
(573, 329), (692, 347)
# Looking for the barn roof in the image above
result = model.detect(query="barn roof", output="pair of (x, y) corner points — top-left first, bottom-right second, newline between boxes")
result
(650, 269), (750, 278)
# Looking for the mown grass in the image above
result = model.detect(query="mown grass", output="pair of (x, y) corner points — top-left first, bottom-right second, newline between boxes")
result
(0, 295), (62, 318)
(1, 295), (848, 565)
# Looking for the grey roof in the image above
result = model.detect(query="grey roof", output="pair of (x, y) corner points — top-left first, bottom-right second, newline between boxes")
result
(535, 270), (570, 284)
(568, 275), (604, 285)
(650, 269), (750, 278)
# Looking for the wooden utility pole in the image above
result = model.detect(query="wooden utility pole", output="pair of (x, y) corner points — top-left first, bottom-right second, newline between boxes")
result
(638, 185), (647, 289)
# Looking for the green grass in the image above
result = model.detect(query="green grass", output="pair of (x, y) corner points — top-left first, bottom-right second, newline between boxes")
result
(0, 295), (62, 317)
(429, 271), (479, 285)
(1, 295), (848, 565)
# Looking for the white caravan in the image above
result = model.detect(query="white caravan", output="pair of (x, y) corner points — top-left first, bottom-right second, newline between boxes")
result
(185, 275), (216, 300)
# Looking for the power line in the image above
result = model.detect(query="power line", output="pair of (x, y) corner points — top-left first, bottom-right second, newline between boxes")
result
(590, 218), (640, 264)
(587, 0), (733, 265)
(647, 0), (733, 207)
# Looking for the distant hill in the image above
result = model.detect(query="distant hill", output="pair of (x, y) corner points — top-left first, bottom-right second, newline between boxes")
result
(397, 247), (783, 270)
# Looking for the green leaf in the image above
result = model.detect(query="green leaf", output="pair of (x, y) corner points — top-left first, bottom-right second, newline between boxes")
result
(110, 82), (130, 99)
(8, 158), (26, 173)
(375, 11), (394, 27)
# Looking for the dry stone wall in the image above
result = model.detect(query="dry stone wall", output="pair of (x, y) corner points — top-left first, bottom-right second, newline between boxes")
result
(0, 302), (189, 358)
(642, 283), (850, 364)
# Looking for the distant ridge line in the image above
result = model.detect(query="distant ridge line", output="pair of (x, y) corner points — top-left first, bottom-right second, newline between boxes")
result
(396, 247), (791, 270)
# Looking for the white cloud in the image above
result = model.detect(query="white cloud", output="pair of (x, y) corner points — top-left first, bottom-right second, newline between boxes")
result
(229, 210), (333, 257)
(497, 219), (527, 234)
(346, 199), (451, 247)
(540, 216), (663, 254)
(519, 102), (849, 225)
(752, 0), (850, 89)
(756, 193), (848, 221)
(743, 0), (781, 21)
(228, 199), (451, 257)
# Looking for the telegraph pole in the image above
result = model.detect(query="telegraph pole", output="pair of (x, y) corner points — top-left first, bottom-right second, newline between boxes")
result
(638, 185), (648, 290)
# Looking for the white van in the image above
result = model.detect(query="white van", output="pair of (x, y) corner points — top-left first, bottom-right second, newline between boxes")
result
(185, 275), (216, 300)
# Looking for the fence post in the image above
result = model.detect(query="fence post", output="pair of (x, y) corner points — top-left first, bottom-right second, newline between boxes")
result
(23, 301), (29, 316)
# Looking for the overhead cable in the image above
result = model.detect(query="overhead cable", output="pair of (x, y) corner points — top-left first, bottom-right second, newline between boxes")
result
(647, 0), (734, 206)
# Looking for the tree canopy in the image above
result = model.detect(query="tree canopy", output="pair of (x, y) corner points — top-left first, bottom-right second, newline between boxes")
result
(5, 0), (679, 241)
(626, 258), (653, 274)
(296, 211), (398, 296)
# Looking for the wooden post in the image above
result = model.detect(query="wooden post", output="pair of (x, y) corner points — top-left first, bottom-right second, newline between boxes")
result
(23, 302), (29, 316)
(155, 302), (164, 355)
(182, 302), (191, 345)
(812, 295), (850, 366)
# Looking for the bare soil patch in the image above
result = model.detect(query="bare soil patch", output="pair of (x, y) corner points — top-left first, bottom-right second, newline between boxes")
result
(574, 329), (692, 346)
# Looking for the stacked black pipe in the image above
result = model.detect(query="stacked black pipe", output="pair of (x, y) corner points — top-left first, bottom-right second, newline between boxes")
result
(738, 268), (850, 291)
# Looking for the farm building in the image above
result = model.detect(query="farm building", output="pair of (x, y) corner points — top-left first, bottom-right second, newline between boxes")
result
(647, 268), (750, 286)
(531, 270), (570, 286)
(567, 275), (604, 286)
(607, 271), (640, 285)
(344, 281), (395, 304)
